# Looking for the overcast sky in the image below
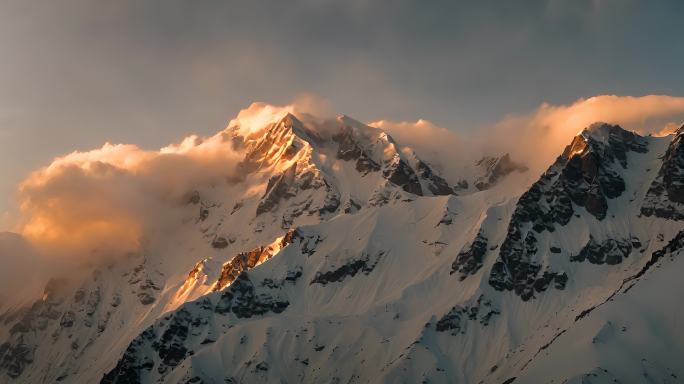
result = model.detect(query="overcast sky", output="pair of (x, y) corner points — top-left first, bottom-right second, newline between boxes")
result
(1, 0), (684, 224)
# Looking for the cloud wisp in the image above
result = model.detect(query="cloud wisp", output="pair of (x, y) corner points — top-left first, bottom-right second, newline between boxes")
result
(3, 94), (684, 302)
(373, 95), (684, 179)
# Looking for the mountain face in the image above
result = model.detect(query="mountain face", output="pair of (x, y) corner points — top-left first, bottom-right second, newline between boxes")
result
(1, 114), (683, 384)
(641, 125), (684, 220)
(474, 153), (528, 191)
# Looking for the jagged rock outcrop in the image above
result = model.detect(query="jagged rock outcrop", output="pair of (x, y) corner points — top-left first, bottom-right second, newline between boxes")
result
(451, 231), (488, 280)
(310, 251), (385, 285)
(474, 153), (528, 191)
(7, 110), (684, 384)
(488, 123), (646, 300)
(382, 156), (424, 195)
(332, 126), (381, 175)
(213, 230), (296, 291)
(256, 163), (299, 215)
(102, 273), (289, 384)
(570, 236), (634, 265)
(0, 279), (69, 378)
(641, 125), (684, 220)
(434, 295), (500, 335)
(416, 160), (454, 195)
(247, 114), (456, 220)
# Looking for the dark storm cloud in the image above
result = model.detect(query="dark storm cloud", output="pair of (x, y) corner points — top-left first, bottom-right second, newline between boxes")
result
(1, 0), (683, 224)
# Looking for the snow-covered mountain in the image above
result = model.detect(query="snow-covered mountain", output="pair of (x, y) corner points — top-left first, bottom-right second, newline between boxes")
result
(1, 113), (683, 384)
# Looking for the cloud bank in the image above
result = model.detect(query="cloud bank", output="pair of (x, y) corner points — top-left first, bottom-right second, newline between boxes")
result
(374, 95), (684, 178)
(3, 94), (684, 300)
(13, 98), (327, 261)
(17, 128), (244, 259)
(489, 95), (684, 173)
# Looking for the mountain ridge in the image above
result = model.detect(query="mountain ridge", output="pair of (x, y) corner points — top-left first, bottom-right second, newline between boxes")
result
(1, 112), (682, 384)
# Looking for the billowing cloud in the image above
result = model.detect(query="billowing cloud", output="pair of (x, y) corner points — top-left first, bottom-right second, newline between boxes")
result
(487, 95), (684, 174)
(369, 119), (470, 183)
(12, 98), (331, 261)
(370, 95), (684, 183)
(9, 95), (684, 266)
(17, 124), (245, 259)
(229, 95), (333, 136)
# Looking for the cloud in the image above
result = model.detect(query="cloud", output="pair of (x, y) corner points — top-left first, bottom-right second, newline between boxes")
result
(0, 232), (45, 308)
(482, 95), (684, 174)
(368, 95), (684, 184)
(228, 95), (334, 137)
(369, 119), (470, 183)
(12, 98), (329, 262)
(17, 129), (245, 259)
(10, 95), (684, 266)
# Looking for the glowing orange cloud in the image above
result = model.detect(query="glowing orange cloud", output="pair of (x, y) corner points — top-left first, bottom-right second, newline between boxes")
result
(369, 95), (684, 183)
(491, 95), (684, 174)
(17, 129), (243, 258)
(13, 95), (684, 260)
(14, 98), (327, 260)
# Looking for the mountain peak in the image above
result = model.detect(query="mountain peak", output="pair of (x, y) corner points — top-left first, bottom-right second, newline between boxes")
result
(582, 121), (618, 136)
(562, 122), (647, 162)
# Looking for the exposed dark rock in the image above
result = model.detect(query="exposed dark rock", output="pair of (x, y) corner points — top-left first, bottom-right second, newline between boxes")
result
(475, 153), (528, 191)
(215, 274), (290, 318)
(332, 126), (381, 176)
(455, 179), (469, 191)
(571, 237), (632, 265)
(489, 123), (647, 300)
(213, 231), (296, 291)
(437, 208), (456, 226)
(334, 129), (363, 161)
(100, 328), (158, 384)
(297, 232), (324, 256)
(343, 198), (362, 214)
(355, 155), (381, 175)
(416, 160), (454, 195)
(451, 231), (488, 280)
(104, 273), (289, 383)
(256, 163), (298, 215)
(318, 182), (341, 216)
(157, 309), (192, 369)
(211, 237), (229, 249)
(435, 295), (499, 335)
(0, 279), (73, 378)
(199, 205), (210, 222)
(128, 263), (161, 306)
(284, 267), (303, 283)
(642, 125), (684, 220)
(60, 311), (75, 328)
(383, 158), (423, 196)
(310, 251), (384, 285)
(1, 343), (34, 379)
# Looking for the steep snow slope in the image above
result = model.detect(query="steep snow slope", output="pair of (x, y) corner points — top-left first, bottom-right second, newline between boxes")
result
(517, 230), (684, 384)
(0, 112), (469, 383)
(102, 123), (683, 384)
(2, 114), (683, 384)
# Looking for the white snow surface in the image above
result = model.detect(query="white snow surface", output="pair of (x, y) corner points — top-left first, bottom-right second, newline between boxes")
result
(1, 113), (683, 384)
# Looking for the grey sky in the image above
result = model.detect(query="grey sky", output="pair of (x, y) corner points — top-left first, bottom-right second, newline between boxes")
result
(1, 0), (683, 224)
